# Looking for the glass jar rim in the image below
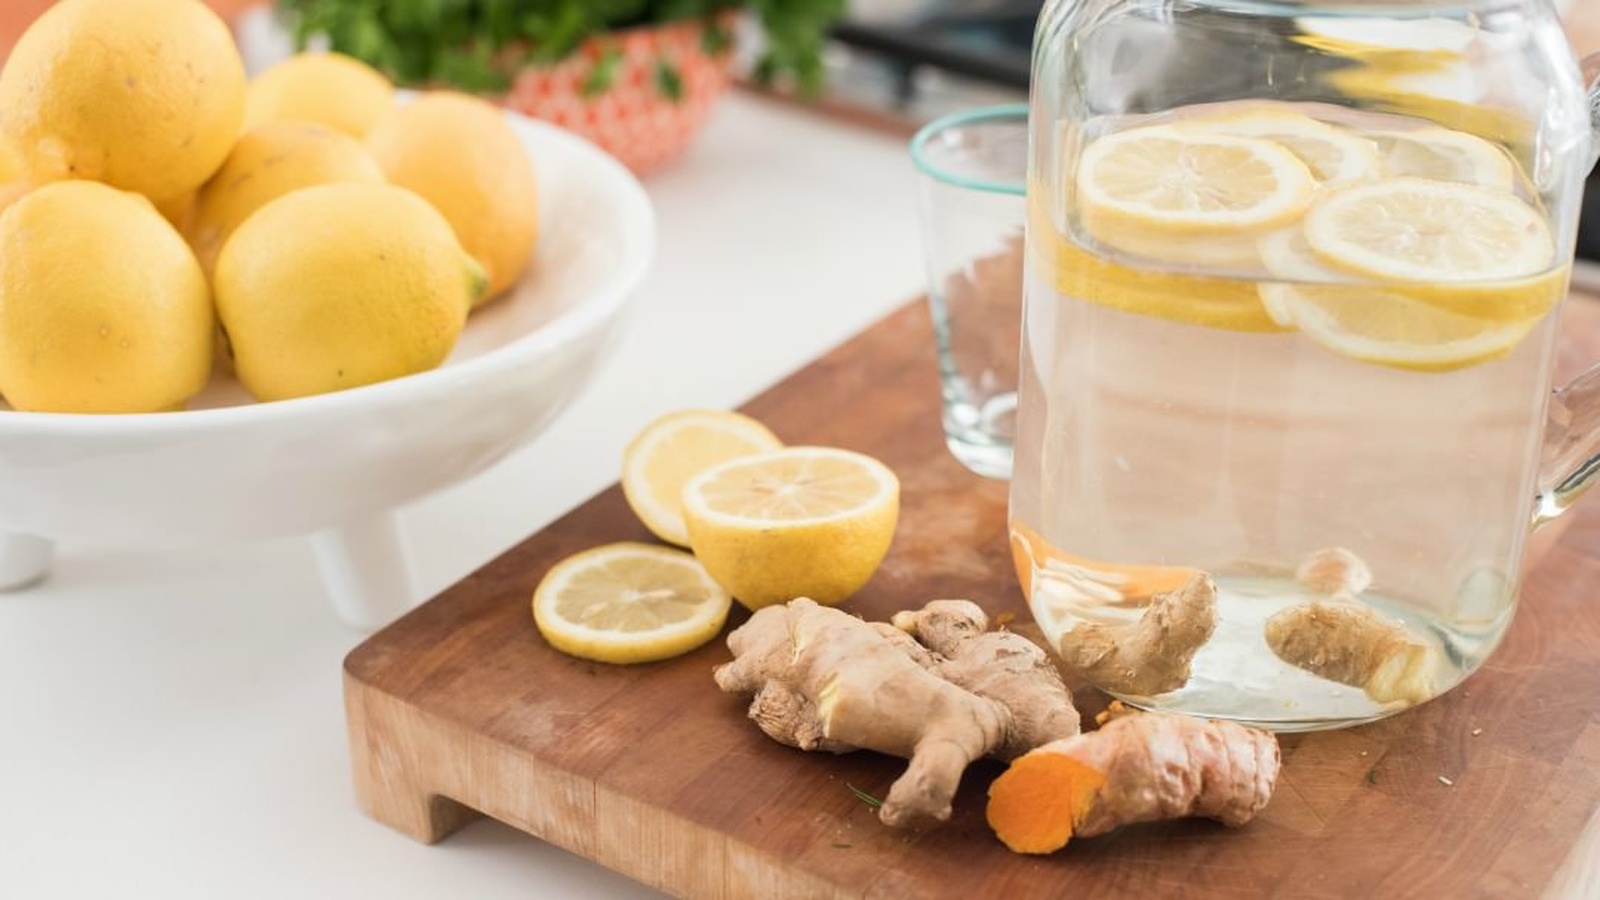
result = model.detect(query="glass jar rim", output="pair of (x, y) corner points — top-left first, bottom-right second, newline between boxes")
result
(909, 103), (1028, 197)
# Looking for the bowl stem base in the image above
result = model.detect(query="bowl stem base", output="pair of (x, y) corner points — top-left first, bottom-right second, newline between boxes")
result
(311, 512), (420, 631)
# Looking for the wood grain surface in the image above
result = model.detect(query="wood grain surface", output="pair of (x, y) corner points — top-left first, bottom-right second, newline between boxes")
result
(345, 294), (1600, 900)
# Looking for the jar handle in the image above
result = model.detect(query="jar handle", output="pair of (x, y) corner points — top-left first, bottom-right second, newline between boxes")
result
(1534, 52), (1600, 526)
(1585, 52), (1600, 167)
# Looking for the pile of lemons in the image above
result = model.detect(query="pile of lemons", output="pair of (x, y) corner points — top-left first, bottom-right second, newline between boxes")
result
(0, 0), (539, 413)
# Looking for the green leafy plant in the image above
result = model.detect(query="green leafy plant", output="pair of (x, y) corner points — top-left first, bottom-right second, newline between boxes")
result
(275, 0), (846, 97)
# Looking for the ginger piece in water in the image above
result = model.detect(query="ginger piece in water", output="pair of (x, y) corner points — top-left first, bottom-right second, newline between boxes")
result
(1053, 573), (1219, 698)
(986, 705), (1280, 854)
(1264, 600), (1435, 705)
(713, 597), (1079, 828)
(1296, 547), (1373, 596)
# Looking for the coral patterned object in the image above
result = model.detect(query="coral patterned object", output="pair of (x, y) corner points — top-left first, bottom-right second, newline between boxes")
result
(504, 19), (733, 177)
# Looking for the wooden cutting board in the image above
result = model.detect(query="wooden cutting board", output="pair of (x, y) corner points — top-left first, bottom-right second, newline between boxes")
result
(345, 294), (1600, 900)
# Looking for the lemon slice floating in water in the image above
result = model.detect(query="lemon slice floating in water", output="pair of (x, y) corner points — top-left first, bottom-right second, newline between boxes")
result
(1303, 177), (1552, 284)
(1178, 107), (1382, 185)
(1367, 127), (1516, 190)
(1077, 125), (1317, 235)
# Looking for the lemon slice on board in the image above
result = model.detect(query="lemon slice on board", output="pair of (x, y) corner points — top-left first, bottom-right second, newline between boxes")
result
(682, 446), (900, 611)
(621, 409), (783, 547)
(532, 542), (733, 664)
(1303, 177), (1552, 284)
(1077, 125), (1316, 235)
(1367, 127), (1515, 190)
(1178, 107), (1383, 185)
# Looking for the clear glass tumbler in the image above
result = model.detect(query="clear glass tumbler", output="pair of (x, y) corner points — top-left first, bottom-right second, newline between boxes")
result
(910, 104), (1028, 480)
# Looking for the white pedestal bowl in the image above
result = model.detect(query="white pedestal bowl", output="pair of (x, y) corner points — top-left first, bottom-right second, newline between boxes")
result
(0, 113), (655, 630)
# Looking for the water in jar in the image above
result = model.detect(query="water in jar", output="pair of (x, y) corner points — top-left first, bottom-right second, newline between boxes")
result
(1011, 100), (1571, 729)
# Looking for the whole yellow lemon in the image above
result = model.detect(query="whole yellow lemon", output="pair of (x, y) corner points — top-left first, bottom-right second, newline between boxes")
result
(0, 183), (30, 216)
(187, 121), (385, 274)
(0, 140), (20, 183)
(0, 181), (213, 413)
(0, 0), (247, 203)
(244, 52), (395, 138)
(367, 92), (539, 303)
(214, 183), (487, 402)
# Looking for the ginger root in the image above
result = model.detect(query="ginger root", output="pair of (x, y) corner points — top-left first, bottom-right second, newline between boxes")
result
(713, 597), (1079, 828)
(986, 704), (1280, 854)
(1296, 547), (1373, 596)
(1264, 600), (1436, 706)
(891, 600), (1082, 756)
(1054, 573), (1218, 697)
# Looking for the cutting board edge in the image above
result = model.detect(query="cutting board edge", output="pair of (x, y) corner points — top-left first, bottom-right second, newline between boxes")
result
(344, 668), (868, 900)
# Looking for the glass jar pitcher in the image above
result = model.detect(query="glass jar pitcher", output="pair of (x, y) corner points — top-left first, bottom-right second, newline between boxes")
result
(1012, 0), (1600, 729)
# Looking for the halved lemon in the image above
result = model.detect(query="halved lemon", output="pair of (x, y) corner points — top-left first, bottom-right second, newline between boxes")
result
(1270, 283), (1536, 372)
(1077, 125), (1316, 237)
(1366, 127), (1516, 190)
(1303, 177), (1552, 284)
(1178, 106), (1382, 184)
(621, 408), (783, 547)
(681, 446), (899, 610)
(532, 542), (732, 664)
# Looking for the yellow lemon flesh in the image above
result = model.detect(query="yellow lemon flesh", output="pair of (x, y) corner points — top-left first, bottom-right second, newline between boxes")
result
(0, 0), (247, 203)
(1257, 178), (1560, 371)
(214, 183), (485, 402)
(367, 92), (539, 302)
(1078, 125), (1316, 244)
(0, 181), (212, 413)
(621, 409), (784, 547)
(682, 446), (900, 611)
(1176, 107), (1383, 185)
(244, 52), (395, 138)
(532, 542), (733, 665)
(187, 121), (385, 274)
(1037, 222), (1287, 332)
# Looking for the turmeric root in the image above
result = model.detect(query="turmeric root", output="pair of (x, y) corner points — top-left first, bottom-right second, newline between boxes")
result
(1264, 600), (1436, 706)
(986, 706), (1280, 854)
(713, 597), (1079, 828)
(1054, 573), (1219, 697)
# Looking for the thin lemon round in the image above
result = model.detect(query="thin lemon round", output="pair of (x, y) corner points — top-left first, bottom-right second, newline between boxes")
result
(1303, 178), (1552, 285)
(1271, 283), (1536, 372)
(532, 542), (732, 665)
(1178, 106), (1382, 184)
(1367, 127), (1515, 190)
(682, 446), (900, 611)
(1260, 220), (1563, 325)
(1078, 125), (1316, 236)
(622, 408), (784, 547)
(1036, 218), (1286, 333)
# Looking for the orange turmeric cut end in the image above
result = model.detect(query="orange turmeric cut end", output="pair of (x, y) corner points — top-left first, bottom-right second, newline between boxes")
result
(986, 751), (1106, 854)
(1009, 522), (1199, 604)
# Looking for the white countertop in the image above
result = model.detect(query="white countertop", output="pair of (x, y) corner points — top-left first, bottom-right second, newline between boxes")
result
(0, 92), (927, 900)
